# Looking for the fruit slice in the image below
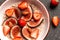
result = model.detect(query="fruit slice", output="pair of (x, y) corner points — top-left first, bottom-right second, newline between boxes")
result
(22, 26), (39, 40)
(18, 2), (28, 10)
(22, 8), (29, 15)
(3, 25), (10, 36)
(22, 26), (32, 40)
(33, 11), (42, 21)
(52, 16), (59, 26)
(27, 17), (43, 27)
(11, 6), (21, 19)
(5, 6), (21, 19)
(13, 37), (23, 40)
(21, 5), (32, 21)
(31, 29), (39, 39)
(18, 19), (26, 27)
(3, 18), (17, 28)
(10, 25), (21, 38)
(5, 8), (15, 17)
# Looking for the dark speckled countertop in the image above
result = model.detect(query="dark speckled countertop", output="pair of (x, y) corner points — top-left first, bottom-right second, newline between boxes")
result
(0, 0), (60, 40)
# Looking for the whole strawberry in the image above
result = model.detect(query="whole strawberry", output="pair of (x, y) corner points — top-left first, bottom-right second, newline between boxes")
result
(51, 0), (59, 6)
(52, 16), (59, 27)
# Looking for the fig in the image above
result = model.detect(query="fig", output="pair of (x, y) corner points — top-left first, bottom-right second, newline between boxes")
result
(11, 6), (21, 19)
(21, 5), (32, 21)
(27, 17), (43, 28)
(22, 26), (39, 40)
(3, 18), (17, 28)
(5, 6), (21, 19)
(10, 25), (21, 38)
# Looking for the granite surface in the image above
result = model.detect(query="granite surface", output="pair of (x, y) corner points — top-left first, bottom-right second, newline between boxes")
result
(0, 0), (60, 40)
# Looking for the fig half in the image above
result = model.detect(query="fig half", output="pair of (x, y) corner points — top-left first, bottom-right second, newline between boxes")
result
(3, 17), (17, 28)
(22, 26), (39, 40)
(10, 25), (21, 38)
(21, 5), (32, 21)
(11, 6), (21, 19)
(27, 16), (43, 28)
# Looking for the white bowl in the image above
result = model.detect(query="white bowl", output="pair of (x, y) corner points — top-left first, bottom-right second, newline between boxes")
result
(0, 0), (50, 40)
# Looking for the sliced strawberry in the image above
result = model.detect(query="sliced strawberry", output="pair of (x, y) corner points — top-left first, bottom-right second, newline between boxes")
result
(33, 11), (42, 21)
(18, 2), (28, 10)
(52, 16), (59, 26)
(5, 8), (15, 17)
(31, 29), (39, 38)
(3, 25), (10, 36)
(13, 37), (23, 40)
(22, 8), (29, 15)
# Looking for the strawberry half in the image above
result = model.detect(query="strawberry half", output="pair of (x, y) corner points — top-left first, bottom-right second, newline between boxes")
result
(3, 25), (10, 36)
(5, 8), (15, 17)
(13, 37), (23, 40)
(18, 2), (28, 10)
(33, 11), (42, 21)
(31, 29), (39, 38)
(52, 16), (59, 27)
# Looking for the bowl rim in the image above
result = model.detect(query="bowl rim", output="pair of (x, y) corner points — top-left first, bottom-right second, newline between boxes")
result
(37, 0), (50, 40)
(0, 0), (50, 40)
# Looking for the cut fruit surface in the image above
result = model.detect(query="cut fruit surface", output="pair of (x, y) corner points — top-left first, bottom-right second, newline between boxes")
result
(22, 27), (31, 39)
(33, 11), (42, 21)
(21, 5), (32, 21)
(5, 8), (15, 17)
(10, 25), (21, 38)
(3, 25), (10, 36)
(31, 29), (39, 39)
(11, 6), (21, 19)
(3, 18), (17, 28)
(22, 26), (39, 40)
(18, 2), (28, 10)
(27, 17), (43, 27)
(13, 37), (23, 40)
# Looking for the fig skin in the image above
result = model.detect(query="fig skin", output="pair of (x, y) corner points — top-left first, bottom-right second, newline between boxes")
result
(10, 25), (21, 38)
(11, 6), (21, 19)
(2, 17), (17, 28)
(22, 26), (39, 40)
(21, 5), (32, 22)
(27, 17), (44, 28)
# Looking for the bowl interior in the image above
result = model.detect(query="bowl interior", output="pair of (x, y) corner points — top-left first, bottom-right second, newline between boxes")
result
(0, 0), (49, 40)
